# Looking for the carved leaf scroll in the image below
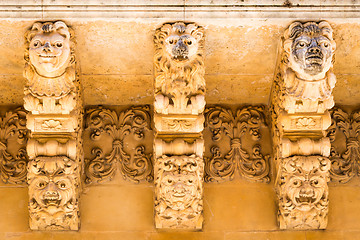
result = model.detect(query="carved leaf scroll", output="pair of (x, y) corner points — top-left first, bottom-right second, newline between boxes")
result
(0, 108), (29, 184)
(204, 106), (270, 183)
(85, 106), (153, 184)
(327, 108), (360, 183)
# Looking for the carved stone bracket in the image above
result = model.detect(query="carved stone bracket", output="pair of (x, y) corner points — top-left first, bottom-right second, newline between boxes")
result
(327, 107), (360, 183)
(24, 21), (82, 231)
(0, 108), (28, 184)
(271, 21), (336, 230)
(204, 106), (270, 183)
(84, 106), (153, 184)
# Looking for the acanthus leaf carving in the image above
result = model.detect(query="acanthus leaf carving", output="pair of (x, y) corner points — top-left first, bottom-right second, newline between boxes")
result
(85, 106), (153, 184)
(204, 106), (270, 183)
(327, 107), (360, 183)
(0, 109), (29, 184)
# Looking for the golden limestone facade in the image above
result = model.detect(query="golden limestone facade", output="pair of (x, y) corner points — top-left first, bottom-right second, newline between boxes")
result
(2, 2), (360, 240)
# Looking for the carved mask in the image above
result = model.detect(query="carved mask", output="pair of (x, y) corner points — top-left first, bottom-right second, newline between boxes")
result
(162, 22), (203, 63)
(27, 22), (72, 78)
(28, 157), (78, 213)
(280, 156), (330, 212)
(284, 22), (336, 79)
(156, 155), (203, 211)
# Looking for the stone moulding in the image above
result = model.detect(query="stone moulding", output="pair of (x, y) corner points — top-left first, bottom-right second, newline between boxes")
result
(204, 106), (270, 183)
(84, 106), (153, 184)
(327, 107), (360, 183)
(0, 108), (28, 184)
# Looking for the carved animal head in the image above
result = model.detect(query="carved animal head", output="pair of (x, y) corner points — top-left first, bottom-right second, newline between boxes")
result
(283, 21), (336, 79)
(155, 155), (203, 211)
(25, 21), (74, 78)
(279, 156), (330, 212)
(154, 22), (204, 64)
(28, 157), (78, 212)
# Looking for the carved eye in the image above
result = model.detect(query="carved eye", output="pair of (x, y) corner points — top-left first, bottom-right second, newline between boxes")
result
(55, 42), (63, 48)
(60, 183), (66, 188)
(33, 41), (41, 48)
(187, 40), (192, 46)
(311, 179), (319, 186)
(169, 39), (174, 44)
(188, 179), (193, 184)
(37, 181), (46, 188)
(167, 179), (173, 184)
(298, 42), (306, 48)
(323, 42), (329, 48)
(293, 180), (300, 186)
(57, 170), (64, 175)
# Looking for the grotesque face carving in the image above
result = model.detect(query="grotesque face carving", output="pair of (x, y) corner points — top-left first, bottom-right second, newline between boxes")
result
(155, 22), (204, 64)
(28, 156), (79, 230)
(26, 21), (73, 78)
(284, 22), (336, 79)
(159, 171), (199, 211)
(278, 156), (330, 229)
(155, 155), (204, 229)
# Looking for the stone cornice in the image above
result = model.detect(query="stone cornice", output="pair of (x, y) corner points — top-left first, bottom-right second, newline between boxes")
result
(2, 0), (360, 20)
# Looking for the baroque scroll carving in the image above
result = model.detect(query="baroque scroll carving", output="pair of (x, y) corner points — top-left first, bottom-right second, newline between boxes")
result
(271, 21), (336, 230)
(277, 156), (330, 230)
(84, 106), (153, 184)
(327, 108), (360, 183)
(153, 22), (205, 230)
(204, 106), (270, 183)
(24, 21), (82, 231)
(154, 155), (203, 229)
(28, 157), (80, 230)
(0, 109), (28, 184)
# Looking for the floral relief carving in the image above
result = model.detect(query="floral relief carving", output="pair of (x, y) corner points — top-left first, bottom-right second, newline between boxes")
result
(327, 108), (360, 183)
(84, 106), (153, 184)
(0, 109), (28, 184)
(277, 156), (330, 230)
(154, 22), (205, 114)
(27, 156), (80, 230)
(204, 106), (270, 183)
(155, 155), (203, 229)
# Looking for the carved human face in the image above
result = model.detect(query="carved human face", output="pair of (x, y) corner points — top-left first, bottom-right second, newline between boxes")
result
(284, 170), (327, 212)
(159, 171), (199, 211)
(165, 32), (199, 62)
(289, 32), (333, 78)
(29, 31), (71, 77)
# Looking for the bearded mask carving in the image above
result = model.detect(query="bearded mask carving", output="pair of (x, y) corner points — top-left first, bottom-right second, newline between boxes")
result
(284, 21), (336, 80)
(27, 156), (79, 230)
(277, 156), (330, 229)
(155, 155), (204, 229)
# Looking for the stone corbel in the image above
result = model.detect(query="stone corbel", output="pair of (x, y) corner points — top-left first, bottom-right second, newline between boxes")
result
(153, 21), (205, 230)
(271, 21), (336, 230)
(24, 21), (82, 231)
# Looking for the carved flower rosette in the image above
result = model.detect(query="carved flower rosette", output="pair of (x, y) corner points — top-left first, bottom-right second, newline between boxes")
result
(84, 106), (153, 184)
(204, 106), (271, 183)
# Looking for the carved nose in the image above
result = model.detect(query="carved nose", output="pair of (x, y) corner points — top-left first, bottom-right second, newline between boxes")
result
(309, 47), (320, 54)
(43, 42), (51, 53)
(173, 40), (188, 55)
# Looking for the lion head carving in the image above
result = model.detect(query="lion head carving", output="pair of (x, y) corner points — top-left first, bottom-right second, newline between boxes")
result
(27, 156), (79, 230)
(154, 22), (205, 97)
(283, 21), (336, 80)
